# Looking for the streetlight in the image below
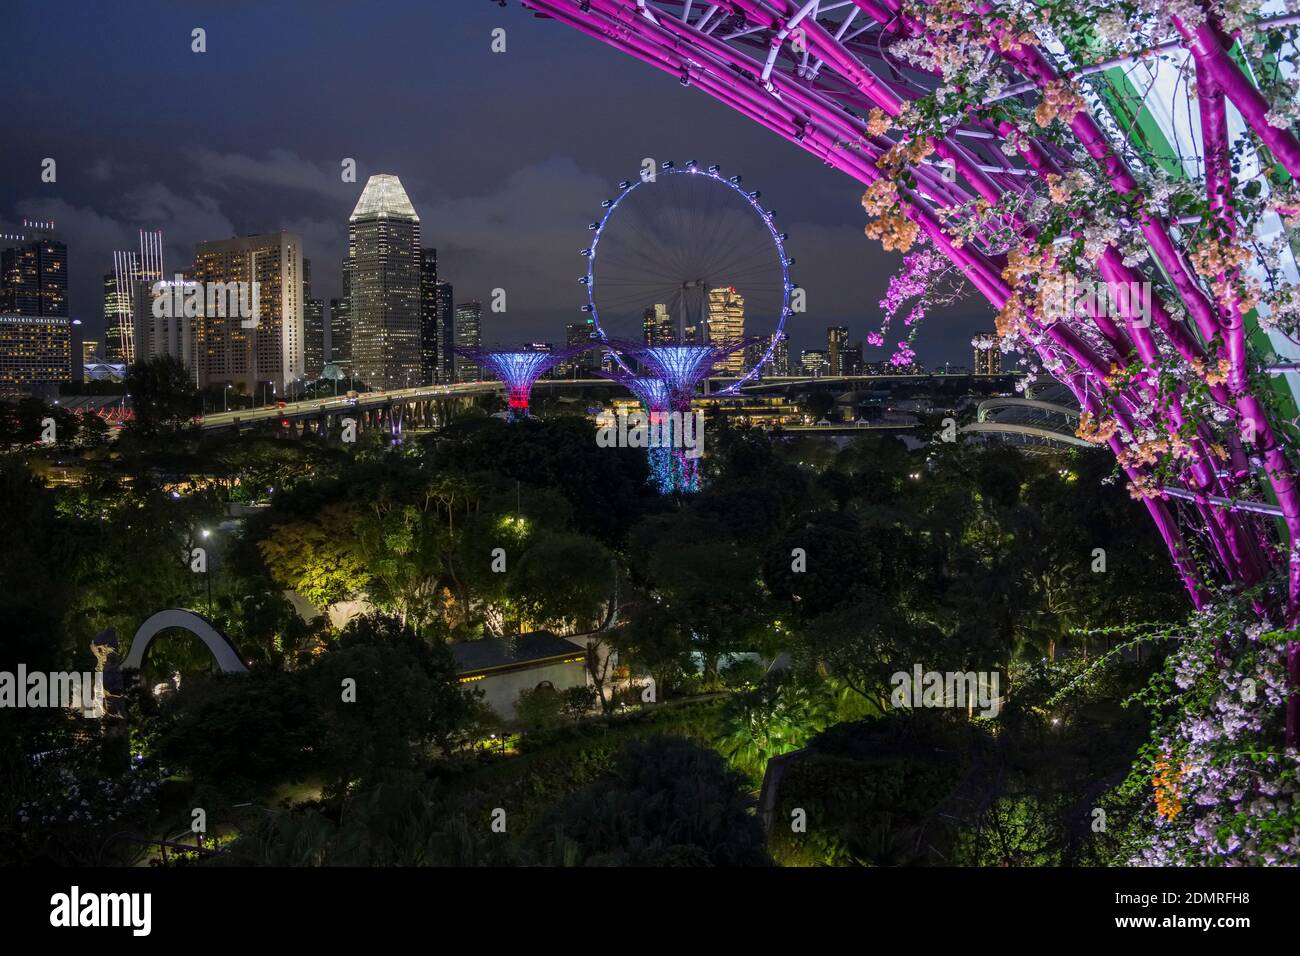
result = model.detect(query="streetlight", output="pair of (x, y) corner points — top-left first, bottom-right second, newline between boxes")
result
(198, 528), (213, 616)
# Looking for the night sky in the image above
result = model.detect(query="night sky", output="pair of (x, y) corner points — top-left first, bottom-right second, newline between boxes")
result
(0, 0), (995, 367)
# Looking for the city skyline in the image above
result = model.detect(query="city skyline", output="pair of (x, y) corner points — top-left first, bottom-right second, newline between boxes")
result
(0, 0), (994, 370)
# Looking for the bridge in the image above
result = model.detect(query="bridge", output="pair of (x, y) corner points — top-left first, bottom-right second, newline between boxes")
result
(197, 373), (1018, 433)
(197, 378), (614, 433)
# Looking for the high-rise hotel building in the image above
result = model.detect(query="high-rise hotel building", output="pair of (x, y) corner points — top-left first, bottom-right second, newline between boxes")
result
(0, 314), (71, 394)
(706, 286), (745, 375)
(348, 175), (422, 390)
(191, 231), (305, 394)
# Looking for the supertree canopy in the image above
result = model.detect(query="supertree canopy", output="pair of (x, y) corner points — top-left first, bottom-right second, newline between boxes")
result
(458, 345), (586, 420)
(616, 340), (753, 411)
(595, 368), (672, 412)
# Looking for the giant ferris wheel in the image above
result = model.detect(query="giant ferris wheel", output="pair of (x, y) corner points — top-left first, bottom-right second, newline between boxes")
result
(579, 160), (796, 392)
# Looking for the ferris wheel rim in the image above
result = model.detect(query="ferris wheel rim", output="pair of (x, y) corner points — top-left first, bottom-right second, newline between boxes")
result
(582, 163), (794, 393)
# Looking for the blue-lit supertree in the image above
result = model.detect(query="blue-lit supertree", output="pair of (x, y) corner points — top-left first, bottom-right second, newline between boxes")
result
(606, 339), (752, 492)
(596, 369), (677, 492)
(456, 345), (586, 421)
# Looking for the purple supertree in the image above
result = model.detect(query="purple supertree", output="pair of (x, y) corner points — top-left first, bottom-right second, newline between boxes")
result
(456, 345), (586, 421)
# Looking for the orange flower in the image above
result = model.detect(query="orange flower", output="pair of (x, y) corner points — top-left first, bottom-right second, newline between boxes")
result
(1152, 754), (1186, 821)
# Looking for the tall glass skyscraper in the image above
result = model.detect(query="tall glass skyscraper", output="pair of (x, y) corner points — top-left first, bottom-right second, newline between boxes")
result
(102, 271), (131, 364)
(348, 174), (421, 390)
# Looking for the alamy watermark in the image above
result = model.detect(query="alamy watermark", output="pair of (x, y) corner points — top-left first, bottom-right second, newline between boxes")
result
(1040, 277), (1152, 326)
(152, 275), (261, 328)
(0, 666), (104, 717)
(890, 664), (1002, 718)
(595, 409), (705, 458)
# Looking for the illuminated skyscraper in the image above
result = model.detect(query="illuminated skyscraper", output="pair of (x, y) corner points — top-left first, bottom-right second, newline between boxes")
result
(435, 282), (454, 383)
(303, 257), (325, 380)
(565, 320), (600, 375)
(454, 300), (482, 381)
(0, 314), (71, 394)
(706, 287), (745, 374)
(841, 343), (862, 376)
(827, 325), (848, 376)
(772, 332), (790, 375)
(107, 230), (164, 365)
(642, 304), (673, 345)
(0, 234), (67, 317)
(348, 174), (422, 389)
(420, 247), (439, 386)
(330, 251), (353, 369)
(305, 298), (325, 380)
(102, 271), (131, 363)
(974, 334), (1002, 375)
(191, 231), (305, 394)
(800, 349), (828, 377)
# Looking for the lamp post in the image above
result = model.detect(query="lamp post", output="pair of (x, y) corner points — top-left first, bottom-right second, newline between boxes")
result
(200, 527), (213, 616)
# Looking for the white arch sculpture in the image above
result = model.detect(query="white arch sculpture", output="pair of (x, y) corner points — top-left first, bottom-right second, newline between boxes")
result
(122, 608), (249, 674)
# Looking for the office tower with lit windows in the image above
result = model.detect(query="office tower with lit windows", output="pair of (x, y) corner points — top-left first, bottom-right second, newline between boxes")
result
(435, 282), (454, 383)
(0, 313), (72, 394)
(454, 300), (482, 382)
(826, 325), (849, 376)
(565, 320), (600, 375)
(102, 271), (131, 363)
(800, 349), (828, 377)
(420, 248), (440, 386)
(974, 334), (1002, 374)
(841, 343), (863, 376)
(329, 297), (350, 369)
(191, 231), (305, 394)
(772, 332), (790, 375)
(302, 258), (325, 380)
(305, 298), (325, 380)
(348, 174), (422, 390)
(706, 286), (745, 374)
(0, 236), (67, 317)
(641, 304), (673, 345)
